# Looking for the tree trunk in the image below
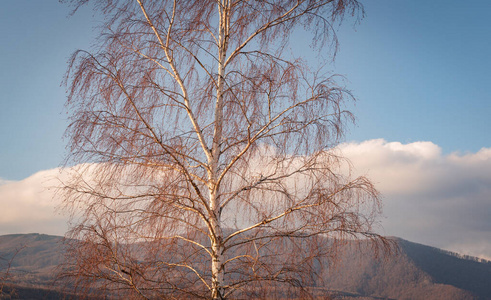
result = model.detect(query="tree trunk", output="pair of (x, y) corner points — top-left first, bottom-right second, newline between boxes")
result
(211, 232), (225, 299)
(209, 184), (225, 299)
(210, 2), (229, 298)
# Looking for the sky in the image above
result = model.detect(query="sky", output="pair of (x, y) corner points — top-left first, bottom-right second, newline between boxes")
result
(0, 1), (490, 259)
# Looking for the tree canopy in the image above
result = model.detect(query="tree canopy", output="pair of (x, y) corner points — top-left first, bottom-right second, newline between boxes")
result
(60, 1), (387, 299)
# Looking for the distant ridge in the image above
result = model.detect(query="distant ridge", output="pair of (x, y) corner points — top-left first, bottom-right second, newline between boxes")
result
(398, 238), (491, 299)
(1, 233), (490, 299)
(396, 237), (490, 264)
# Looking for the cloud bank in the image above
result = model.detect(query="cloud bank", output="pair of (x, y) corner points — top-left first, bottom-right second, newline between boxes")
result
(0, 169), (68, 236)
(0, 178), (14, 186)
(1, 139), (490, 260)
(339, 139), (491, 260)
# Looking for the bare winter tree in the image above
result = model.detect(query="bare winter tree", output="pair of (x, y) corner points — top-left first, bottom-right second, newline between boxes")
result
(60, 0), (388, 299)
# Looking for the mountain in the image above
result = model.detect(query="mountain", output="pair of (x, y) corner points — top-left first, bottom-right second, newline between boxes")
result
(323, 238), (491, 300)
(0, 233), (490, 299)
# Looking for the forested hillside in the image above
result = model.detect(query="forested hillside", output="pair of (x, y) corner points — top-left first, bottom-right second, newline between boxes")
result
(1, 234), (490, 299)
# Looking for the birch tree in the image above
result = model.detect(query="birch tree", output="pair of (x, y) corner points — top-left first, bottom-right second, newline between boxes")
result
(61, 0), (387, 299)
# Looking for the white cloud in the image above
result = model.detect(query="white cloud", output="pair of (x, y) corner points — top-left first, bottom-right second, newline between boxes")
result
(339, 139), (491, 260)
(0, 178), (14, 186)
(1, 139), (490, 260)
(0, 169), (68, 236)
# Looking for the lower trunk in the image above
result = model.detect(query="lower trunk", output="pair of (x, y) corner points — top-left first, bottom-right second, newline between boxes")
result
(209, 162), (224, 298)
(211, 241), (225, 299)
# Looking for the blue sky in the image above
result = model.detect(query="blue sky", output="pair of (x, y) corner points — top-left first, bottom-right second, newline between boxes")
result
(0, 1), (95, 180)
(0, 1), (491, 259)
(334, 0), (491, 152)
(1, 0), (490, 180)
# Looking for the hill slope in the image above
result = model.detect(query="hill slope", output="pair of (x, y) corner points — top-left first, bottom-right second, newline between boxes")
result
(323, 238), (491, 299)
(0, 233), (490, 299)
(0, 233), (63, 286)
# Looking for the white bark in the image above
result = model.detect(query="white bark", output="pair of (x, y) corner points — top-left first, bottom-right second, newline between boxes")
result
(210, 1), (230, 298)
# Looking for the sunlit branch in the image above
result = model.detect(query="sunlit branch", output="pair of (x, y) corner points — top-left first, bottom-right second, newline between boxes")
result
(137, 0), (213, 164)
(158, 261), (211, 291)
(223, 179), (363, 245)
